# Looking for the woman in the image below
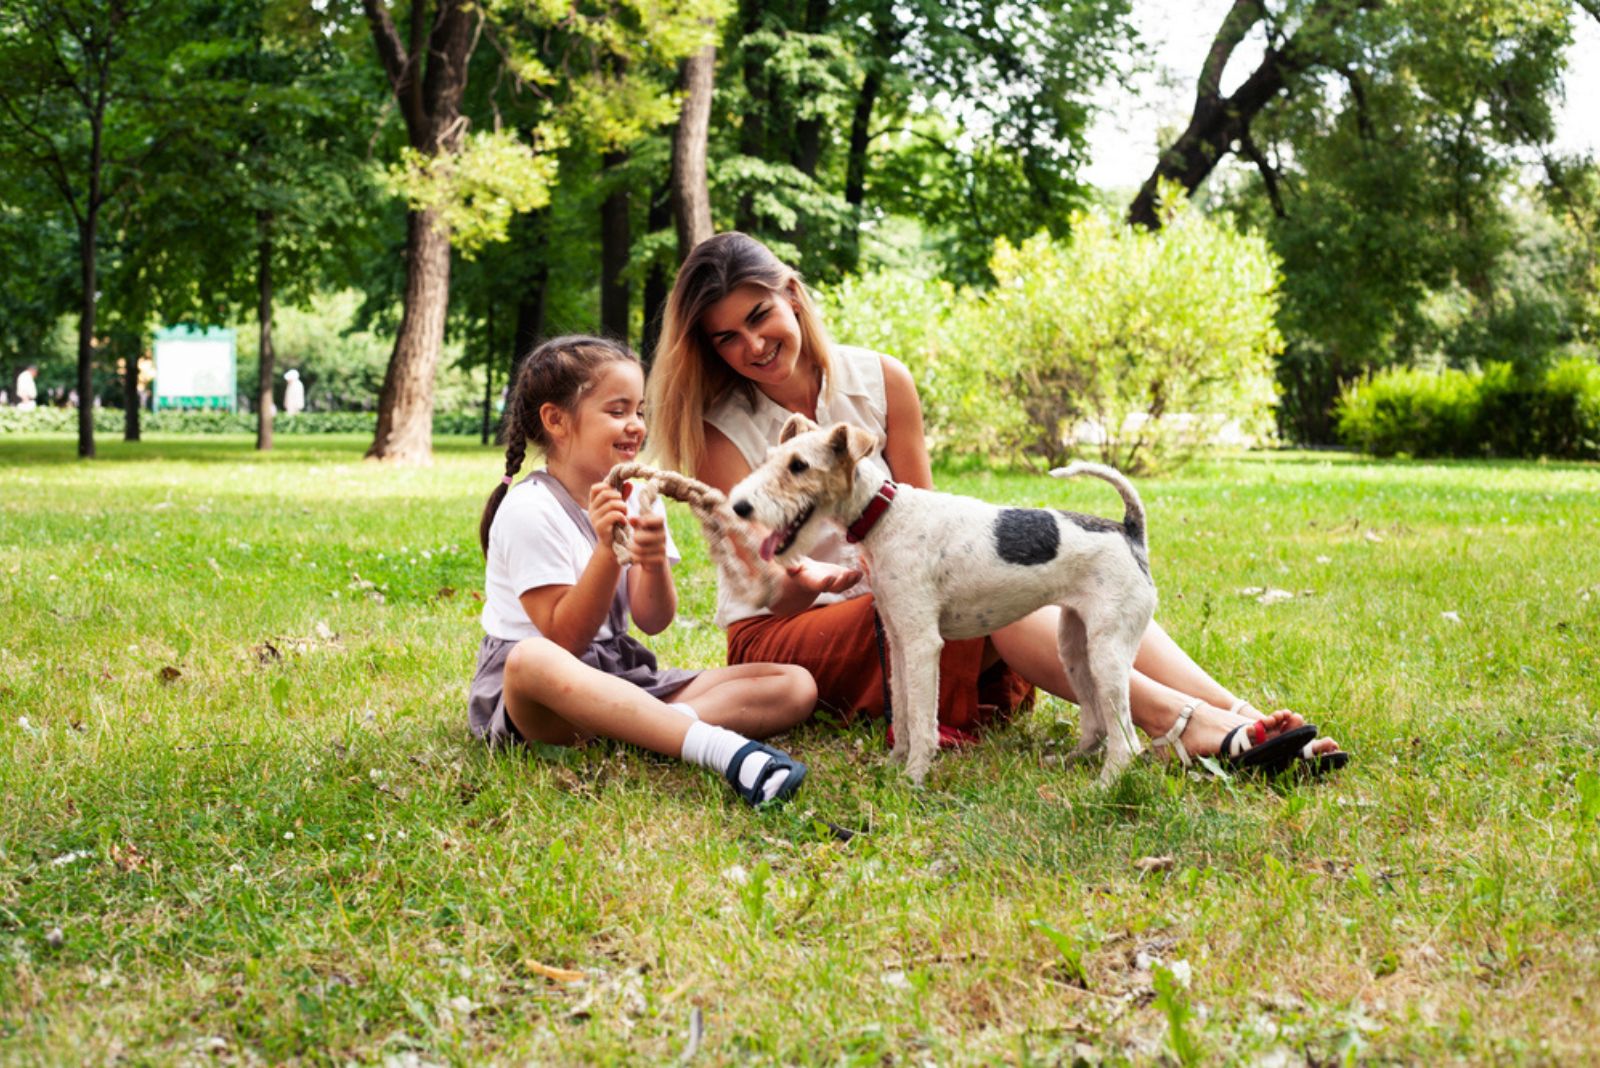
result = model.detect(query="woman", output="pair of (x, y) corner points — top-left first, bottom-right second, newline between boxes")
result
(647, 232), (1344, 770)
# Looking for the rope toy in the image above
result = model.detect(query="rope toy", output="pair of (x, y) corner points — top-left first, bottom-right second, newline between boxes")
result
(604, 462), (782, 608)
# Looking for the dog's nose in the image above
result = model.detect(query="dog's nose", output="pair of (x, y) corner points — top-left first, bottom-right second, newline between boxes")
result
(732, 499), (752, 519)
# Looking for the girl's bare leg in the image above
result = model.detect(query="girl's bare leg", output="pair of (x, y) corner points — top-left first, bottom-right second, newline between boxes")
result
(502, 637), (694, 753)
(664, 663), (817, 738)
(990, 608), (1341, 756)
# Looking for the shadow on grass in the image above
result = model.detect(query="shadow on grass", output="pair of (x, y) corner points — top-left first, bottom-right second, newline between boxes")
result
(0, 432), (500, 467)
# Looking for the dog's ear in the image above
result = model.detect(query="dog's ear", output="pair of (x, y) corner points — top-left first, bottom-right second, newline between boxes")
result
(779, 413), (818, 443)
(827, 423), (879, 463)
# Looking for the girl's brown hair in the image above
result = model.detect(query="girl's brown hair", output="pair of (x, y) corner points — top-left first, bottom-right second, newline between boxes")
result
(479, 334), (638, 554)
(645, 232), (835, 475)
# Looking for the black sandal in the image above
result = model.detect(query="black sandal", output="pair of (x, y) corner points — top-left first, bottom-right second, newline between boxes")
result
(723, 741), (808, 807)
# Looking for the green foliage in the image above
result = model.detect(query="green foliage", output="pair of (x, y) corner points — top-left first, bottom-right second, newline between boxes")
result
(1213, 0), (1580, 443)
(382, 128), (563, 257)
(826, 196), (1282, 472)
(1335, 357), (1600, 459)
(0, 408), (486, 436)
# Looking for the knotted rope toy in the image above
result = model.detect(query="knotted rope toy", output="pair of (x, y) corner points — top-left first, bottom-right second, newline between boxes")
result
(604, 462), (782, 608)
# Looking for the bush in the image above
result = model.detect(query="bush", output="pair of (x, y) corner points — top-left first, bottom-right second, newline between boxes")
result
(821, 191), (1282, 473)
(1335, 358), (1600, 459)
(1334, 366), (1482, 457)
(0, 407), (488, 437)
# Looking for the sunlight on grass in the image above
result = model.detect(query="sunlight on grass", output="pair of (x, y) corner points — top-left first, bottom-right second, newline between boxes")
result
(2, 434), (1597, 1062)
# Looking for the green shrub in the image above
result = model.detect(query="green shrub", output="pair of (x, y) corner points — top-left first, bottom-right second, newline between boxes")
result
(1335, 359), (1600, 459)
(1335, 366), (1482, 457)
(0, 407), (488, 437)
(823, 191), (1283, 472)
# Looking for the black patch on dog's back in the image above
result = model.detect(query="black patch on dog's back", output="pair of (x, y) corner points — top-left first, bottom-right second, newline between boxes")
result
(994, 508), (1060, 566)
(1059, 509), (1152, 579)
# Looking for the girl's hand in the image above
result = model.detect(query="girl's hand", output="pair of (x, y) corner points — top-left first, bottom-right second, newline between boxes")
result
(587, 482), (631, 547)
(785, 559), (862, 596)
(628, 511), (669, 573)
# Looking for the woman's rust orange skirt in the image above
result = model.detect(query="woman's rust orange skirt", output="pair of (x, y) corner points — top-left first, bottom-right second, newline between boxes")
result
(726, 594), (1034, 745)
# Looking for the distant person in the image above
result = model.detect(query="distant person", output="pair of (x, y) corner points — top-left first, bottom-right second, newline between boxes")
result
(14, 365), (38, 411)
(471, 334), (814, 807)
(282, 369), (305, 415)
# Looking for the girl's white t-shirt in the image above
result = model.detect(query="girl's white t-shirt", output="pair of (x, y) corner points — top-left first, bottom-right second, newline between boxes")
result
(480, 475), (680, 642)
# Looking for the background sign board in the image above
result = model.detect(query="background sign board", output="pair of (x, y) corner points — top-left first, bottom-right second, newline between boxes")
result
(153, 327), (236, 410)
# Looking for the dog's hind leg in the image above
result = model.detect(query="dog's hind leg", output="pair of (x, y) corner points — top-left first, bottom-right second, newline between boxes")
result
(1058, 607), (1107, 762)
(1077, 608), (1147, 786)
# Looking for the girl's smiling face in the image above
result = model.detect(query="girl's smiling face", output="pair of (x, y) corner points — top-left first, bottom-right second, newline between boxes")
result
(700, 282), (806, 389)
(545, 360), (646, 483)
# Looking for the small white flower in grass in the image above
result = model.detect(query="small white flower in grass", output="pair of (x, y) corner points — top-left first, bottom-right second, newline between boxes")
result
(366, 833), (376, 842)
(370, 768), (385, 780)
(1168, 959), (1193, 987)
(17, 716), (39, 735)
(283, 831), (295, 841)
(721, 864), (749, 885)
(1441, 611), (1462, 624)
(395, 829), (408, 840)
(229, 863), (244, 874)
(881, 970), (911, 990)
(47, 574), (59, 582)
(1316, 555), (1332, 564)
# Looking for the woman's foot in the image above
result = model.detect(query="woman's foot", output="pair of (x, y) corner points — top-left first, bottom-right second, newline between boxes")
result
(1143, 699), (1302, 763)
(1227, 698), (1343, 759)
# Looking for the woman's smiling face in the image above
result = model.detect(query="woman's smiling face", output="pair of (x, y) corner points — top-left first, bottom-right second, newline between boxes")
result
(700, 282), (806, 388)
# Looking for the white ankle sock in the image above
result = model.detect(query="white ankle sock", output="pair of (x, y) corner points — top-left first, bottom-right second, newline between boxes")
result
(665, 701), (699, 720)
(679, 721), (791, 801)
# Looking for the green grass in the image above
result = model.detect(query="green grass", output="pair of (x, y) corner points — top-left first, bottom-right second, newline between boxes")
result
(2, 433), (1598, 1064)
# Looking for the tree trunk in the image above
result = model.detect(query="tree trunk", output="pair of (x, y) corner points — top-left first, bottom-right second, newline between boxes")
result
(1128, 0), (1371, 229)
(511, 265), (549, 368)
(367, 207), (453, 464)
(671, 44), (716, 261)
(600, 150), (631, 342)
(641, 182), (673, 365)
(734, 0), (769, 232)
(120, 328), (140, 442)
(362, 0), (477, 464)
(790, 0), (831, 180)
(255, 215), (275, 451)
(481, 298), (495, 445)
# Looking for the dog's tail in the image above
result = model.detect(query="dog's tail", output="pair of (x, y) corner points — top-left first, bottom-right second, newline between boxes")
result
(1049, 462), (1147, 549)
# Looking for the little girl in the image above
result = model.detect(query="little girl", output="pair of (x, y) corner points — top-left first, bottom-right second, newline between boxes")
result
(470, 335), (816, 806)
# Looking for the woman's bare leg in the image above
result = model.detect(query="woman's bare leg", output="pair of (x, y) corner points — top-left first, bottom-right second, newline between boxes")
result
(664, 663), (817, 737)
(990, 608), (1341, 756)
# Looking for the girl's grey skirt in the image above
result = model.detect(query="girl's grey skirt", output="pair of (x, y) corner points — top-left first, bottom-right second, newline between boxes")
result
(468, 633), (699, 747)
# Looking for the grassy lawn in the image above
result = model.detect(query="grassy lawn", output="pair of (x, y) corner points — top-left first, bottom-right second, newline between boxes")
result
(2, 432), (1597, 1065)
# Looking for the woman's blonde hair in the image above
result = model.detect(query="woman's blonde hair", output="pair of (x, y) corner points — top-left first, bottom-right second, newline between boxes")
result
(647, 232), (834, 475)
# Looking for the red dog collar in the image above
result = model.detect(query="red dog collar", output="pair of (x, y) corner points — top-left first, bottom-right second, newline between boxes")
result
(845, 481), (897, 543)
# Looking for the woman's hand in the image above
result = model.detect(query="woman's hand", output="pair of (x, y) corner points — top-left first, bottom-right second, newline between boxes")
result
(785, 559), (862, 596)
(587, 481), (631, 545)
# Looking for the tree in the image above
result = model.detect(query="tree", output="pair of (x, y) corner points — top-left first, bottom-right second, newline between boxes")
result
(361, 0), (480, 464)
(1135, 0), (1577, 441)
(0, 0), (199, 457)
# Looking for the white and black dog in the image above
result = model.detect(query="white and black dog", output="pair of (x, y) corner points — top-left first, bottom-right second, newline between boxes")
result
(728, 415), (1155, 786)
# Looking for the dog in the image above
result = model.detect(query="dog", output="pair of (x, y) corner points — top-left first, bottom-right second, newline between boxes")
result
(727, 415), (1156, 786)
